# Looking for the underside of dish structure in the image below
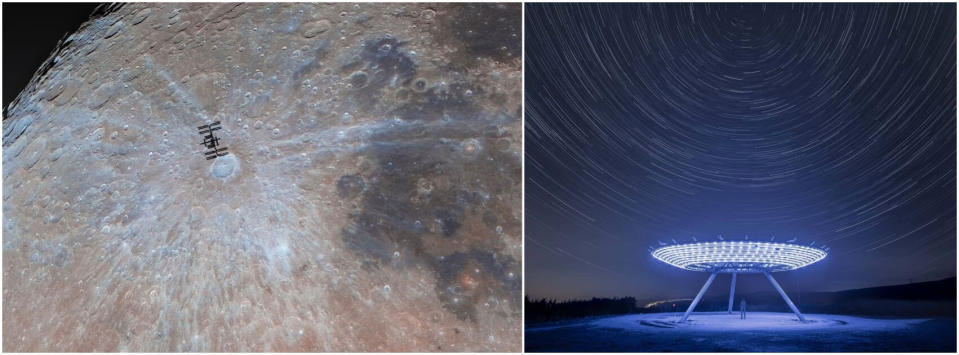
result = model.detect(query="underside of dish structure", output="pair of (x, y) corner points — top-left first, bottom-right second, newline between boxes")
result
(652, 240), (828, 322)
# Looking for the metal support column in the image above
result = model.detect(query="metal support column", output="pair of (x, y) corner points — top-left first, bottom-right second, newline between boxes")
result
(680, 272), (717, 322)
(763, 272), (806, 322)
(727, 272), (737, 314)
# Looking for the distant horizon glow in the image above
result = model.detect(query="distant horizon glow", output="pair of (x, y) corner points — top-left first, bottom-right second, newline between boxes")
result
(652, 241), (827, 273)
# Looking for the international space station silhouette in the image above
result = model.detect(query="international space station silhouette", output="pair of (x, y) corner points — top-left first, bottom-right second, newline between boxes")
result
(651, 236), (828, 323)
(198, 121), (229, 160)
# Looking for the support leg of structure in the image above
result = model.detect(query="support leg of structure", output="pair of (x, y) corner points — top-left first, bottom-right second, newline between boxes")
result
(727, 272), (737, 314)
(763, 272), (806, 322)
(680, 272), (717, 322)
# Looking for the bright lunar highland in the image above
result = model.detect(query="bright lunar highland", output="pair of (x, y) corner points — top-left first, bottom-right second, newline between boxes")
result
(2, 3), (522, 352)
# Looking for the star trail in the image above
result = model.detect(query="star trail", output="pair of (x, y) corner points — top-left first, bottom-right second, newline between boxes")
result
(525, 3), (956, 301)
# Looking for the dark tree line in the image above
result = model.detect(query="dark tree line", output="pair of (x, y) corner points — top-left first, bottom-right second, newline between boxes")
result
(524, 277), (956, 324)
(525, 296), (639, 324)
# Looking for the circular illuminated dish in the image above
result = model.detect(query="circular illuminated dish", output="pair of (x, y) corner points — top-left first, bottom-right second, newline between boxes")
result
(652, 241), (827, 273)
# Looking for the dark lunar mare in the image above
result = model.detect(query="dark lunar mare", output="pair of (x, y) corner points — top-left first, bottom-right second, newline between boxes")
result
(336, 4), (522, 321)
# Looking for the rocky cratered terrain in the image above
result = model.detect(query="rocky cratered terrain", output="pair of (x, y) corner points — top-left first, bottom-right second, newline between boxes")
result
(2, 3), (521, 352)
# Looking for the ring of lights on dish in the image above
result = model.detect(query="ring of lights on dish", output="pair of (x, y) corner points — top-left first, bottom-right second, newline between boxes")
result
(652, 241), (827, 273)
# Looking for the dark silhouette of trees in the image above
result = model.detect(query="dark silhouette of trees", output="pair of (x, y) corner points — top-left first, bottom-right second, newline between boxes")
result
(525, 296), (638, 324)
(524, 277), (956, 324)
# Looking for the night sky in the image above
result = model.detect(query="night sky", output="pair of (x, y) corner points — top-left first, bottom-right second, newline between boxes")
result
(3, 3), (100, 111)
(525, 3), (956, 302)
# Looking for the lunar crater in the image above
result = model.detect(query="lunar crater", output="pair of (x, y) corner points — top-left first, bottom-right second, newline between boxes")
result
(3, 2), (520, 352)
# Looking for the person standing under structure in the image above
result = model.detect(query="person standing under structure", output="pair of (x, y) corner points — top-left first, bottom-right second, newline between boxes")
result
(740, 298), (747, 320)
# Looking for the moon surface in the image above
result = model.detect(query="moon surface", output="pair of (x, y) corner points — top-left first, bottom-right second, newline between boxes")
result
(3, 3), (521, 351)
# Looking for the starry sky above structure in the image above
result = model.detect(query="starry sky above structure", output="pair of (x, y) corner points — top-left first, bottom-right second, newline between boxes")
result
(525, 3), (956, 301)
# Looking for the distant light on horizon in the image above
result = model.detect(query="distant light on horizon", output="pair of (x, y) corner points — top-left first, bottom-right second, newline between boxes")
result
(643, 298), (693, 308)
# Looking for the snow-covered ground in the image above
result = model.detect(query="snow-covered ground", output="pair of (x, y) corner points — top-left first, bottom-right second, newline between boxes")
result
(592, 311), (925, 331)
(526, 312), (956, 352)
